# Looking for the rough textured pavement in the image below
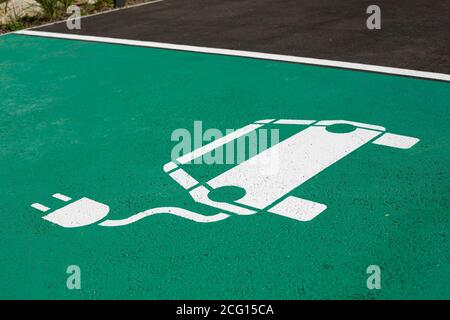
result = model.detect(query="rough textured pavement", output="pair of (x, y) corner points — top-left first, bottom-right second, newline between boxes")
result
(1, 0), (448, 300)
(36, 0), (450, 74)
(1, 33), (449, 299)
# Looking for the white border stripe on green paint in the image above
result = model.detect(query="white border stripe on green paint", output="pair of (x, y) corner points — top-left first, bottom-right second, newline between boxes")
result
(14, 30), (450, 82)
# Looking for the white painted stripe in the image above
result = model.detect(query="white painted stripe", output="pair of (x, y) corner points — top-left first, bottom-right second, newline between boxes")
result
(169, 169), (199, 189)
(268, 196), (327, 221)
(163, 161), (178, 172)
(52, 193), (72, 202)
(275, 119), (316, 125)
(255, 119), (276, 124)
(372, 133), (420, 149)
(13, 30), (450, 82)
(177, 123), (263, 164)
(31, 203), (50, 212)
(99, 207), (229, 226)
(315, 120), (385, 131)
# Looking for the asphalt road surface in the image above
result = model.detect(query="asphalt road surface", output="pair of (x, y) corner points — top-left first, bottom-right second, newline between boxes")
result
(37, 0), (450, 74)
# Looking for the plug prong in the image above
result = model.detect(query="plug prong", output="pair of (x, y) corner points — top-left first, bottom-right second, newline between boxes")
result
(31, 203), (50, 212)
(52, 193), (72, 202)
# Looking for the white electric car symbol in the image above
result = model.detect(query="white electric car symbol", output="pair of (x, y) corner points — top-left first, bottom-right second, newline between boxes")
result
(163, 119), (420, 222)
(31, 119), (419, 228)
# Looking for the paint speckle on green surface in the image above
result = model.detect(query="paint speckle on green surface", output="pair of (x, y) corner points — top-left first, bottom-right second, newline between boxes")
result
(0, 34), (449, 299)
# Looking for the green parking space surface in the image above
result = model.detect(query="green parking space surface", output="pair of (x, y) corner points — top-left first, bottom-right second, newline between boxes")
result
(0, 34), (449, 299)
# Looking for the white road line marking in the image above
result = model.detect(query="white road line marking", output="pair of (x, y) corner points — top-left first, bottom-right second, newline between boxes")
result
(52, 193), (72, 201)
(255, 119), (276, 124)
(13, 30), (450, 82)
(163, 161), (178, 172)
(268, 196), (327, 222)
(372, 133), (420, 149)
(169, 169), (199, 190)
(275, 119), (316, 125)
(315, 120), (385, 131)
(31, 203), (50, 212)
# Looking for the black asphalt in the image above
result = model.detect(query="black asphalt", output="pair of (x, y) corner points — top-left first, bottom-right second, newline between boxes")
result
(36, 0), (450, 74)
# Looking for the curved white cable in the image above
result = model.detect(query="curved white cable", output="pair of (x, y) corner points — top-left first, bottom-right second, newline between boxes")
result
(99, 207), (229, 227)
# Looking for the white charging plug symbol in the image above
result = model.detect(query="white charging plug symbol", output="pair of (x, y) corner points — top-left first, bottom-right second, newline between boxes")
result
(31, 193), (110, 228)
(31, 193), (228, 228)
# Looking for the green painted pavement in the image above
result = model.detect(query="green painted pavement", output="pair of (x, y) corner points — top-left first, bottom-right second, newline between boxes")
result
(0, 34), (449, 299)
